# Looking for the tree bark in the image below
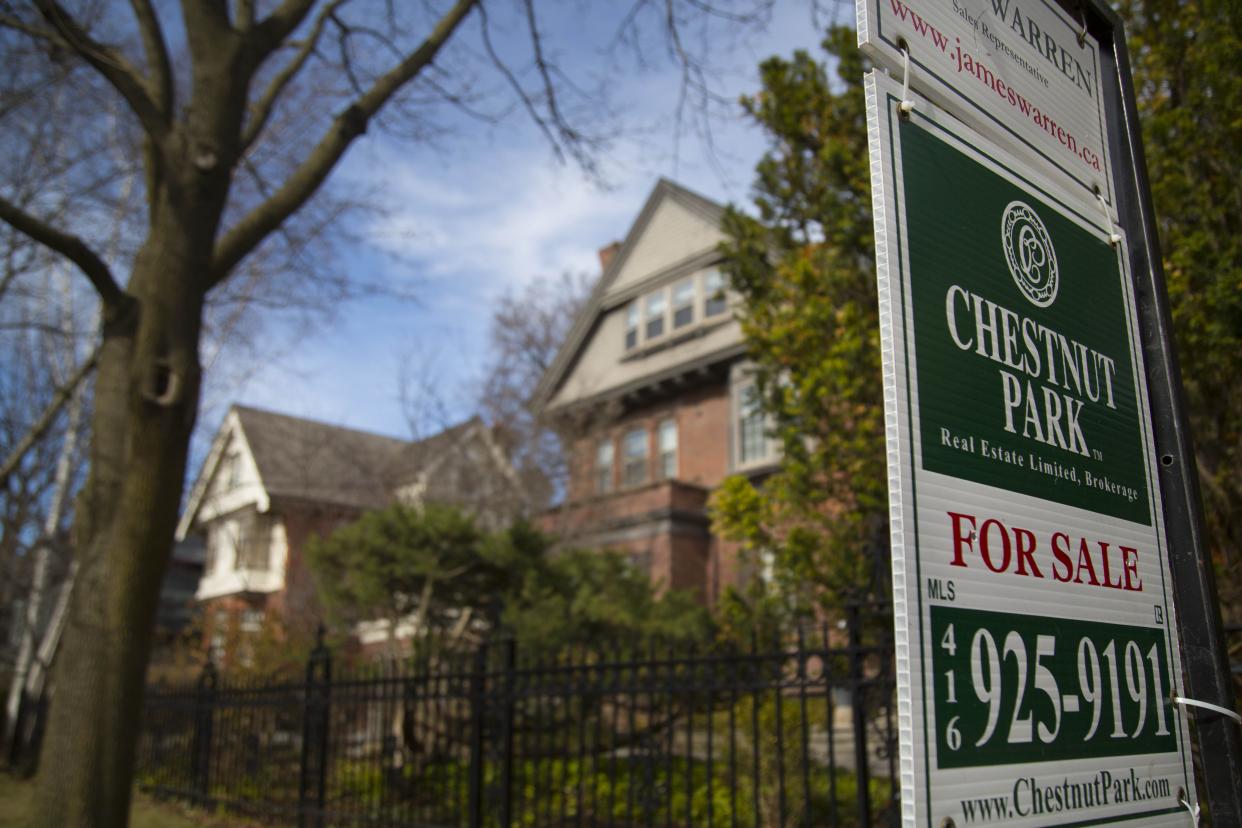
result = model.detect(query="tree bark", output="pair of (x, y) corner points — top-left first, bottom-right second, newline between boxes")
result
(33, 199), (210, 827)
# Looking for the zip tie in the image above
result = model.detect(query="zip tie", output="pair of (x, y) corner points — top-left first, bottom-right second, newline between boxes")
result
(1096, 191), (1122, 245)
(1076, 6), (1089, 46)
(1178, 794), (1200, 827)
(1174, 695), (1242, 725)
(899, 44), (915, 114)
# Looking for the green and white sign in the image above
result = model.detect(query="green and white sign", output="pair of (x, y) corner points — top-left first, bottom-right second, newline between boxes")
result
(864, 71), (1195, 826)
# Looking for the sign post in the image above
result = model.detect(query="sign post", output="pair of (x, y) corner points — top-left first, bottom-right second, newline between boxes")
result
(858, 0), (1242, 824)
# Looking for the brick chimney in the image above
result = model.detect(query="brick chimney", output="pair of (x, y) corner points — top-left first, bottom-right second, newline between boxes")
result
(597, 241), (622, 272)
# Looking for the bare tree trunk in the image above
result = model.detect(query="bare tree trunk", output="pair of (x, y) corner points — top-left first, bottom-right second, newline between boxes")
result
(33, 218), (208, 826)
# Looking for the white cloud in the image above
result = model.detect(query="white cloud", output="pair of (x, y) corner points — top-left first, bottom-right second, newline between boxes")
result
(356, 144), (652, 300)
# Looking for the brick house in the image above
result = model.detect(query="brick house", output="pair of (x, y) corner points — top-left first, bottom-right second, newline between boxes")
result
(176, 405), (526, 662)
(534, 179), (777, 603)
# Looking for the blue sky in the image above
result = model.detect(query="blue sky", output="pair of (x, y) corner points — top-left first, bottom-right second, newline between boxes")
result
(195, 3), (840, 462)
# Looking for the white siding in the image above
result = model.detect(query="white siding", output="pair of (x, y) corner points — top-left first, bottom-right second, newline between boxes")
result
(548, 307), (743, 409)
(605, 199), (725, 300)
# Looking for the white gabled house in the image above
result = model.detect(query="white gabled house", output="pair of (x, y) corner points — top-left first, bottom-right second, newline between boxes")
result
(177, 404), (526, 662)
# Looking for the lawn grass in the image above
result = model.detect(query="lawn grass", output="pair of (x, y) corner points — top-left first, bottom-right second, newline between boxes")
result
(0, 772), (261, 827)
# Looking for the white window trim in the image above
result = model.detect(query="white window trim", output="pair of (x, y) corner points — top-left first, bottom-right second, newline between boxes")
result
(658, 417), (678, 479)
(596, 439), (614, 494)
(731, 374), (779, 472)
(622, 266), (731, 353)
(622, 427), (648, 487)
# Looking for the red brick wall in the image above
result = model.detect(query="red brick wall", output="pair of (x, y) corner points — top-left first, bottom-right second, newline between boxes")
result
(548, 378), (743, 605)
(564, 381), (732, 503)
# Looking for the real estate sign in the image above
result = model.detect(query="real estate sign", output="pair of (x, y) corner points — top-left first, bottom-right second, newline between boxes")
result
(857, 0), (1115, 209)
(864, 71), (1195, 826)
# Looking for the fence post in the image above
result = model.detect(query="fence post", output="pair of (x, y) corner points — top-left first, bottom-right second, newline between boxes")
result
(467, 643), (488, 828)
(298, 626), (332, 828)
(498, 638), (516, 828)
(848, 604), (872, 827)
(190, 661), (217, 804)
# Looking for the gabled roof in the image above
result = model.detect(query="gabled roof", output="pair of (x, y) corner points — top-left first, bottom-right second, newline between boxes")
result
(177, 405), (489, 538)
(532, 178), (726, 411)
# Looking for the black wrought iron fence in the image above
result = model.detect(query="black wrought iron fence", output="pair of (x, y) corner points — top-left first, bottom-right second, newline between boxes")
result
(135, 603), (898, 827)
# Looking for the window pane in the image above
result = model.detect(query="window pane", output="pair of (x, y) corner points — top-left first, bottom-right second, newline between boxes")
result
(672, 278), (694, 307)
(739, 385), (768, 464)
(704, 269), (727, 316)
(646, 291), (666, 338)
(623, 428), (647, 486)
(236, 514), (272, 571)
(625, 303), (639, 349)
(596, 440), (613, 493)
(658, 419), (677, 478)
(673, 275), (695, 330)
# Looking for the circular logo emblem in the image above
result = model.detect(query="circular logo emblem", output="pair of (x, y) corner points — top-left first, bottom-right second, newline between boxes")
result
(1001, 201), (1059, 307)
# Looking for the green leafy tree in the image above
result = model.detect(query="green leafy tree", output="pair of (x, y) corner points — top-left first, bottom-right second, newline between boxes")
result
(307, 504), (502, 654)
(502, 545), (713, 657)
(712, 27), (887, 622)
(1119, 0), (1242, 621)
(307, 504), (712, 657)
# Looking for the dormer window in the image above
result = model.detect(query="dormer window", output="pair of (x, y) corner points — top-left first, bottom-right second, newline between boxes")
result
(704, 269), (727, 317)
(672, 278), (695, 329)
(623, 266), (728, 353)
(645, 291), (666, 339)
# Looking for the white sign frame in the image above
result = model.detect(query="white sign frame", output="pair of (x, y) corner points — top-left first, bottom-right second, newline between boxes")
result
(865, 69), (1195, 827)
(857, 0), (1116, 211)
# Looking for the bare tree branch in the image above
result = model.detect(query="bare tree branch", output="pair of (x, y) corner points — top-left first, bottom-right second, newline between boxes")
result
(0, 194), (126, 308)
(241, 0), (349, 152)
(129, 0), (173, 118)
(32, 0), (169, 141)
(0, 343), (99, 491)
(250, 0), (320, 60)
(0, 12), (59, 43)
(211, 0), (479, 284)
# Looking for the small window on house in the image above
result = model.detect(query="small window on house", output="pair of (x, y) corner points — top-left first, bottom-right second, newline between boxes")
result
(658, 418), (677, 479)
(240, 608), (265, 633)
(704, 269), (727, 317)
(235, 514), (272, 571)
(645, 290), (666, 339)
(596, 440), (614, 494)
(738, 384), (773, 466)
(625, 302), (640, 350)
(623, 428), (648, 487)
(672, 278), (695, 329)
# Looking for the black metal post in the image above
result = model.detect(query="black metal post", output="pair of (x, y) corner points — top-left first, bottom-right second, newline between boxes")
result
(190, 661), (217, 805)
(467, 643), (488, 828)
(497, 638), (516, 828)
(298, 626), (332, 828)
(1079, 2), (1242, 822)
(848, 605), (872, 827)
